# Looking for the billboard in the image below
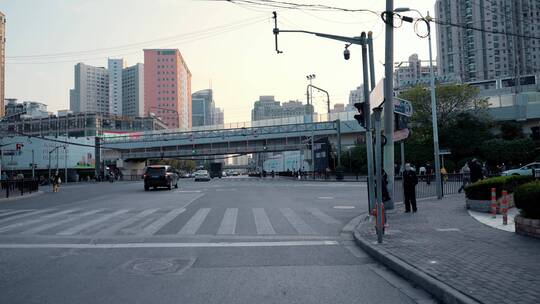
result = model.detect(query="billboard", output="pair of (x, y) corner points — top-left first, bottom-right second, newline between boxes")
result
(0, 136), (95, 170)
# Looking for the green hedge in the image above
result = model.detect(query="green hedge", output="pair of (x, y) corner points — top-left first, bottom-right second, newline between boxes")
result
(514, 181), (540, 219)
(464, 175), (534, 200)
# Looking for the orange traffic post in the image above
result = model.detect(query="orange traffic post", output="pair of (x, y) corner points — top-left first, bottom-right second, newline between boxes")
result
(490, 187), (497, 218)
(502, 190), (508, 225)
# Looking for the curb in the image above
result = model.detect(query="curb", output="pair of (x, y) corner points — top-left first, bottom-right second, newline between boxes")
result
(0, 190), (45, 203)
(353, 225), (481, 304)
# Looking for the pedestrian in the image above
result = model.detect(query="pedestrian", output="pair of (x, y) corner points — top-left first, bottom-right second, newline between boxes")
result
(52, 172), (61, 193)
(441, 167), (448, 183)
(425, 162), (432, 185)
(0, 171), (7, 191)
(458, 163), (470, 193)
(381, 169), (391, 203)
(403, 163), (418, 213)
(419, 165), (426, 181)
(469, 159), (483, 183)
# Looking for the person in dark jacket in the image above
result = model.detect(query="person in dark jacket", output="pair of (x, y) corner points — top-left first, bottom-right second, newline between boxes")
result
(403, 163), (418, 213)
(469, 159), (484, 183)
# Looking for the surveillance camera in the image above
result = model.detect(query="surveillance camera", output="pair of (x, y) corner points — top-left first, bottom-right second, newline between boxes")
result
(343, 47), (350, 60)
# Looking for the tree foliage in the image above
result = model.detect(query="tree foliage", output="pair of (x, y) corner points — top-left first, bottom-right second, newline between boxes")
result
(479, 138), (536, 167)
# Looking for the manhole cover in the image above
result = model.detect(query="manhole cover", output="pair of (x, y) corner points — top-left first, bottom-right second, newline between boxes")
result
(121, 258), (195, 275)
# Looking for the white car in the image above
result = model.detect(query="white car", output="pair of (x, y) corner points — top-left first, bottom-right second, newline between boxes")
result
(194, 170), (211, 182)
(501, 162), (540, 176)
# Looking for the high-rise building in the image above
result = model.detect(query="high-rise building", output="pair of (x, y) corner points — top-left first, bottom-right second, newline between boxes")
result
(330, 103), (345, 114)
(108, 58), (124, 115)
(435, 0), (540, 86)
(0, 11), (5, 117)
(70, 63), (109, 114)
(192, 89), (215, 127)
(214, 107), (224, 125)
(394, 54), (437, 90)
(347, 86), (364, 111)
(144, 49), (192, 129)
(122, 63), (144, 117)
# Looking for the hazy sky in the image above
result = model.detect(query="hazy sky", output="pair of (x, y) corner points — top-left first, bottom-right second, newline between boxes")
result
(3, 0), (437, 122)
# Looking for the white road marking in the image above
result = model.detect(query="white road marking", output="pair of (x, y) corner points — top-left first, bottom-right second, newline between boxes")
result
(141, 208), (185, 236)
(217, 208), (238, 235)
(435, 228), (460, 232)
(317, 196), (334, 199)
(0, 209), (77, 233)
(280, 208), (316, 235)
(333, 206), (356, 209)
(21, 209), (104, 235)
(0, 209), (50, 224)
(252, 208), (276, 235)
(176, 190), (202, 193)
(0, 210), (31, 217)
(182, 193), (205, 210)
(306, 208), (341, 225)
(0, 240), (339, 249)
(177, 208), (211, 235)
(56, 209), (130, 236)
(95, 208), (159, 236)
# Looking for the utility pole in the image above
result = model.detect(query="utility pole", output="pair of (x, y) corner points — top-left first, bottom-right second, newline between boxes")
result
(361, 32), (376, 212)
(64, 146), (68, 183)
(383, 0), (395, 210)
(31, 150), (35, 179)
(373, 107), (384, 243)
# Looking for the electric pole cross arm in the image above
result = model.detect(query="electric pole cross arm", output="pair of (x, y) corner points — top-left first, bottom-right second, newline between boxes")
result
(272, 11), (366, 55)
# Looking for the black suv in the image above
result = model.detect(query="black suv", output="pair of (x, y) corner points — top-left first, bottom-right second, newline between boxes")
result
(143, 165), (179, 191)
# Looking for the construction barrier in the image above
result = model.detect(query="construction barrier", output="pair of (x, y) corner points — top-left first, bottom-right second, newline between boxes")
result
(491, 187), (497, 218)
(501, 190), (508, 225)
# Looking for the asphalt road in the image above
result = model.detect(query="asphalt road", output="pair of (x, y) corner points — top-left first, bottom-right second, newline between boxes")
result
(0, 177), (434, 304)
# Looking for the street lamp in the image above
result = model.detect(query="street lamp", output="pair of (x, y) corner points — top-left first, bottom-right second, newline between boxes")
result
(306, 74), (316, 107)
(395, 7), (443, 199)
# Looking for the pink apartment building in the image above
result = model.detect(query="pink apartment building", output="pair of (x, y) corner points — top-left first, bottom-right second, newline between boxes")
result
(144, 49), (192, 129)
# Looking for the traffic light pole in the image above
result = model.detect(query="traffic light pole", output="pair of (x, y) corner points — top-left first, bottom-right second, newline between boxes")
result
(373, 107), (384, 243)
(361, 33), (376, 213)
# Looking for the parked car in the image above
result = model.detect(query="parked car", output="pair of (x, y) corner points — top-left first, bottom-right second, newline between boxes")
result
(194, 170), (211, 182)
(501, 162), (540, 176)
(143, 165), (179, 191)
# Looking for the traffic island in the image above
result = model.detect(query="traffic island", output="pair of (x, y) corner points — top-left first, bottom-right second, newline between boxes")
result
(354, 195), (540, 304)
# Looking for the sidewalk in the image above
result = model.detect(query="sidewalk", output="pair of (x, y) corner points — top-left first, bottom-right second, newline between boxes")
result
(354, 195), (540, 304)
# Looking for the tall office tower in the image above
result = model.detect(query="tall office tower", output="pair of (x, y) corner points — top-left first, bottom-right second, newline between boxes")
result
(70, 63), (109, 114)
(0, 11), (5, 117)
(108, 58), (124, 115)
(144, 49), (192, 129)
(435, 0), (540, 85)
(122, 63), (144, 117)
(191, 89), (215, 127)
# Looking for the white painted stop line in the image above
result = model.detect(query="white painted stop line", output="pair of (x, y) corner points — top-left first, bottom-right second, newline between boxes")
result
(333, 206), (355, 209)
(0, 240), (339, 249)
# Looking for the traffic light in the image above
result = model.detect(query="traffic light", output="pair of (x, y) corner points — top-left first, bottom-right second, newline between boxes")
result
(15, 143), (24, 150)
(353, 102), (366, 127)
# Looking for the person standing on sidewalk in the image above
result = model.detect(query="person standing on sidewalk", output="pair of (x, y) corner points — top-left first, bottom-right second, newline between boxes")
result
(458, 163), (470, 193)
(403, 163), (418, 213)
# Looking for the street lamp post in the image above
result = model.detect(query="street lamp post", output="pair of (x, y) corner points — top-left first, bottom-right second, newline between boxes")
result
(395, 8), (443, 199)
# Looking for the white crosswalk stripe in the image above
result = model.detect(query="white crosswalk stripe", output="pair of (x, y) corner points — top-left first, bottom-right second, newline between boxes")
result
(95, 208), (159, 236)
(56, 209), (130, 236)
(177, 208), (210, 235)
(217, 208), (238, 235)
(280, 208), (316, 235)
(0, 210), (31, 217)
(0, 209), (78, 233)
(140, 208), (185, 236)
(253, 208), (275, 235)
(21, 209), (104, 235)
(306, 208), (341, 224)
(0, 209), (50, 224)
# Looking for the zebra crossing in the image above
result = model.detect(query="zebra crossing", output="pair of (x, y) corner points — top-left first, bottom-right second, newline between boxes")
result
(0, 207), (343, 238)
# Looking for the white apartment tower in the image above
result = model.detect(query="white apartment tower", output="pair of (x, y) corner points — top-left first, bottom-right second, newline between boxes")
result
(108, 58), (124, 115)
(122, 63), (144, 117)
(70, 63), (109, 114)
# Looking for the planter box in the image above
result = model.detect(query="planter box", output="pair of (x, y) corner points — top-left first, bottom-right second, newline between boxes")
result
(515, 214), (540, 239)
(466, 194), (514, 213)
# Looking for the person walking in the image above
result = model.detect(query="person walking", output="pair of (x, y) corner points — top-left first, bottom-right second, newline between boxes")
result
(458, 163), (471, 193)
(403, 163), (418, 213)
(469, 159), (484, 183)
(52, 172), (61, 193)
(419, 165), (426, 181)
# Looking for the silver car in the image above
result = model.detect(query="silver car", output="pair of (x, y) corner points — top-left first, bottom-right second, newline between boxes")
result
(501, 162), (540, 176)
(194, 170), (211, 182)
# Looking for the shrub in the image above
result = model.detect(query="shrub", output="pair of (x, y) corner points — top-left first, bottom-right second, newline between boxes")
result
(514, 181), (540, 219)
(464, 175), (534, 200)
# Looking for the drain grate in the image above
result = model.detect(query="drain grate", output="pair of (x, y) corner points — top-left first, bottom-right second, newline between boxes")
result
(121, 258), (195, 275)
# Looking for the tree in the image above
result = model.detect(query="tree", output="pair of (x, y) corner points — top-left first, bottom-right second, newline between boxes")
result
(399, 84), (490, 138)
(480, 138), (536, 167)
(499, 121), (524, 140)
(341, 144), (367, 174)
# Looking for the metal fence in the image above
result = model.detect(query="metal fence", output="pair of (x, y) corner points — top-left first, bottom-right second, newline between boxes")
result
(393, 173), (465, 202)
(0, 179), (40, 198)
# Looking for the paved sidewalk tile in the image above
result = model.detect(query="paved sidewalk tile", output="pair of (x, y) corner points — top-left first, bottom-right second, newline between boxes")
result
(356, 194), (540, 304)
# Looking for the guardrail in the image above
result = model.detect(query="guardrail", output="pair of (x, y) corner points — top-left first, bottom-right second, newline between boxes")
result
(394, 173), (465, 202)
(0, 179), (40, 199)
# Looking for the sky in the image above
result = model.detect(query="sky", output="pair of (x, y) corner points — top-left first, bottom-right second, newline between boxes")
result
(3, 0), (438, 123)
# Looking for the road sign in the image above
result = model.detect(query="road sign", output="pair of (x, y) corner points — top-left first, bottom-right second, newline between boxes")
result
(394, 98), (413, 117)
(1, 150), (20, 156)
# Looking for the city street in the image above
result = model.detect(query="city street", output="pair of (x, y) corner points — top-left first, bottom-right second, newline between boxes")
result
(0, 178), (433, 304)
